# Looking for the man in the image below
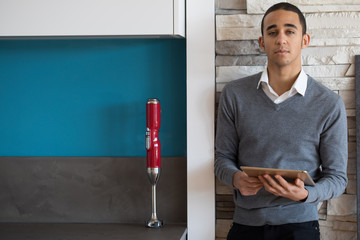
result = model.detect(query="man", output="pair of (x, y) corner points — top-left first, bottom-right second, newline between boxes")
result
(215, 2), (348, 240)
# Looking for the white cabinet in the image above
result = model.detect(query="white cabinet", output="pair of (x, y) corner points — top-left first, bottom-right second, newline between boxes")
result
(0, 0), (185, 38)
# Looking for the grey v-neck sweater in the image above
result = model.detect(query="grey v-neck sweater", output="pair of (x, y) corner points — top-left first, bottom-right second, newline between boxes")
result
(215, 72), (348, 226)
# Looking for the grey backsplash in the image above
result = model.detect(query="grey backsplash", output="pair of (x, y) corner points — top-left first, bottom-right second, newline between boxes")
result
(0, 157), (186, 224)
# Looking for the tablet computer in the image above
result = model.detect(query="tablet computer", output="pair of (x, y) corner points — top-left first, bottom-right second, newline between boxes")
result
(240, 166), (316, 186)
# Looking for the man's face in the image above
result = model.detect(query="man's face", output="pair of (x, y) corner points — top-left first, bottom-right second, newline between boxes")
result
(259, 9), (310, 69)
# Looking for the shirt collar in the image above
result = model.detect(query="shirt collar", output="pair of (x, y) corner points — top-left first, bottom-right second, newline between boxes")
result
(257, 68), (308, 96)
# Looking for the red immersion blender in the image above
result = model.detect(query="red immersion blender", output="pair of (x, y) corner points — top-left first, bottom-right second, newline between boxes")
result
(145, 98), (163, 228)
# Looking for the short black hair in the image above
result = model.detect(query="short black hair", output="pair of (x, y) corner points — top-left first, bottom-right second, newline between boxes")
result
(261, 2), (307, 36)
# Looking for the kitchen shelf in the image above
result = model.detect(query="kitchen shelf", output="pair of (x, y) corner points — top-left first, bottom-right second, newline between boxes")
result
(0, 0), (185, 38)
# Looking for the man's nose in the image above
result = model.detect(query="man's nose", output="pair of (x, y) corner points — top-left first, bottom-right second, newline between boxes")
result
(276, 32), (287, 45)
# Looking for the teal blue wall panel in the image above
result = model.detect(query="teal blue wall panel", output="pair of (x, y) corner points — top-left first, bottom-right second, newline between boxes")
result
(0, 39), (186, 157)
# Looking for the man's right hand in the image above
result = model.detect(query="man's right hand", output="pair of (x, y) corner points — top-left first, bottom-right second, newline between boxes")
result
(233, 171), (263, 196)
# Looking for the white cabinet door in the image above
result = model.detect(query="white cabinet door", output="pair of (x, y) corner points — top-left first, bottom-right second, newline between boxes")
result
(0, 0), (185, 37)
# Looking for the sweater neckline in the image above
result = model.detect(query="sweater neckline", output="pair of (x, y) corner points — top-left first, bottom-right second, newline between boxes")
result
(256, 75), (313, 110)
(258, 84), (304, 111)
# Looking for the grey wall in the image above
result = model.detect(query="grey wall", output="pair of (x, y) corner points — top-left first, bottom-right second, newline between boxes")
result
(356, 55), (360, 238)
(0, 157), (186, 224)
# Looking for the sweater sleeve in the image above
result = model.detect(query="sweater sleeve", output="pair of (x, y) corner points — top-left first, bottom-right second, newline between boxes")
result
(214, 85), (241, 188)
(305, 96), (348, 203)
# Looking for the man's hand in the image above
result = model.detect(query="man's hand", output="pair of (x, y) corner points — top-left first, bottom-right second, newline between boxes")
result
(258, 174), (309, 202)
(233, 171), (263, 196)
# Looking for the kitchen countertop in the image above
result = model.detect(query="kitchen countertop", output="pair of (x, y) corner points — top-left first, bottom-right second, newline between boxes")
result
(0, 223), (187, 240)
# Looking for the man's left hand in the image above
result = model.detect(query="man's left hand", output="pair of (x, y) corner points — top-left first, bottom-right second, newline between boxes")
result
(258, 174), (308, 202)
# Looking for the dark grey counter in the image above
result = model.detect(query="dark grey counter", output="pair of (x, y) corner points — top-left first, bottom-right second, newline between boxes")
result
(0, 157), (186, 224)
(0, 223), (187, 240)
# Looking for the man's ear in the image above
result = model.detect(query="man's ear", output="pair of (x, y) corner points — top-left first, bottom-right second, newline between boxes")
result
(259, 36), (265, 51)
(301, 33), (310, 49)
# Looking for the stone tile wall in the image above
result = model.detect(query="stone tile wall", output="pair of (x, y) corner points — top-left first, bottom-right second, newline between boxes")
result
(215, 0), (359, 239)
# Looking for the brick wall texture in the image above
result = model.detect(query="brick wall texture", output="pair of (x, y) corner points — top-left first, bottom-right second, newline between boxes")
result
(215, 0), (359, 239)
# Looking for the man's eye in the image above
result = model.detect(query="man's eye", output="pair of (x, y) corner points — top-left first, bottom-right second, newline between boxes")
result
(268, 32), (276, 36)
(287, 31), (295, 34)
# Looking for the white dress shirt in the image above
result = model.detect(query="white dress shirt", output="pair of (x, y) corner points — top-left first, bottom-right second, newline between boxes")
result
(257, 69), (308, 104)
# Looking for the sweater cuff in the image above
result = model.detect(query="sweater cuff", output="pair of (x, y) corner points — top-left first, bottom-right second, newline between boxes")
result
(224, 168), (241, 189)
(303, 186), (317, 203)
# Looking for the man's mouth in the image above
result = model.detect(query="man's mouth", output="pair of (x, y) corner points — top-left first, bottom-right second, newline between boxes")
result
(275, 49), (289, 54)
